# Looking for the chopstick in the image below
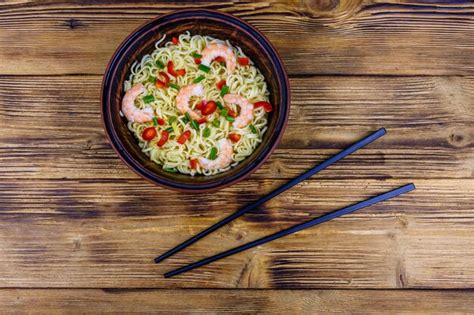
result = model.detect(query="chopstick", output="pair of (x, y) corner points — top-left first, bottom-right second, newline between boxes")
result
(155, 128), (387, 264)
(164, 183), (415, 278)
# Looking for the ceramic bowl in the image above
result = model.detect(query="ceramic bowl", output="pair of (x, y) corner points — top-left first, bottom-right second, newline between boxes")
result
(101, 9), (290, 192)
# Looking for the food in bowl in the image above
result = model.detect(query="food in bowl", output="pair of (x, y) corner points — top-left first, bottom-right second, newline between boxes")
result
(122, 32), (273, 176)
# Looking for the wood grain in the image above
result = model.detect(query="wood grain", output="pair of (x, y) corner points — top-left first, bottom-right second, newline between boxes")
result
(0, 0), (473, 310)
(0, 289), (474, 313)
(0, 75), (472, 181)
(0, 178), (472, 288)
(0, 0), (473, 75)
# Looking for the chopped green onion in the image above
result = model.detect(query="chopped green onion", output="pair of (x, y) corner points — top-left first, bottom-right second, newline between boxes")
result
(192, 75), (205, 84)
(169, 83), (180, 90)
(220, 85), (229, 97)
(184, 112), (191, 123)
(249, 124), (257, 134)
(191, 120), (199, 130)
(163, 167), (177, 173)
(156, 60), (165, 69)
(168, 116), (177, 124)
(203, 127), (211, 138)
(191, 52), (202, 58)
(143, 95), (154, 103)
(209, 147), (218, 160)
(216, 101), (224, 110)
(220, 108), (228, 117)
(171, 121), (180, 135)
(165, 127), (174, 133)
(198, 64), (211, 73)
(225, 116), (235, 122)
(148, 76), (156, 84)
(152, 117), (158, 126)
(212, 119), (220, 128)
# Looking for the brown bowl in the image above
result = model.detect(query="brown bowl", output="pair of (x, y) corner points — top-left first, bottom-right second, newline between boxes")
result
(101, 9), (290, 192)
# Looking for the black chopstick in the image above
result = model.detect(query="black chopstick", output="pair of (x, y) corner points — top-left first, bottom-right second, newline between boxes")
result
(164, 183), (415, 278)
(155, 128), (387, 264)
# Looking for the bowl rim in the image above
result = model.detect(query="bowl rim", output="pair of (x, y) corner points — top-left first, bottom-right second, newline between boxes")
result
(101, 8), (290, 192)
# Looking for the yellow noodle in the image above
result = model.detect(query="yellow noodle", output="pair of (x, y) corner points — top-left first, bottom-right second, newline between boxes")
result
(124, 32), (270, 176)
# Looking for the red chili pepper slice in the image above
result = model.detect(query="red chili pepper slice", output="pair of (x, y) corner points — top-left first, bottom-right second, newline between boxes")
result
(177, 130), (191, 144)
(172, 37), (178, 45)
(226, 107), (238, 118)
(194, 58), (201, 65)
(238, 57), (249, 66)
(197, 117), (207, 124)
(228, 133), (241, 143)
(155, 71), (170, 89)
(157, 130), (169, 147)
(157, 118), (165, 126)
(201, 100), (217, 116)
(142, 127), (156, 141)
(159, 71), (170, 86)
(196, 100), (206, 111)
(155, 79), (166, 88)
(216, 79), (226, 90)
(190, 159), (198, 170)
(254, 101), (273, 113)
(167, 61), (186, 77)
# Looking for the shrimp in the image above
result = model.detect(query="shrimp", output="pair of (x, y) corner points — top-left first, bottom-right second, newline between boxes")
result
(223, 94), (254, 128)
(121, 83), (154, 123)
(176, 83), (203, 120)
(201, 43), (237, 74)
(198, 138), (233, 170)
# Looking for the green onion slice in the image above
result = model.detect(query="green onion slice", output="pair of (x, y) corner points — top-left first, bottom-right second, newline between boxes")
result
(198, 64), (211, 73)
(193, 75), (205, 83)
(156, 60), (165, 69)
(209, 147), (218, 160)
(191, 120), (199, 130)
(143, 95), (154, 103)
(169, 83), (180, 90)
(163, 167), (177, 173)
(249, 124), (257, 134)
(220, 85), (229, 97)
(184, 112), (191, 123)
(203, 127), (211, 138)
(168, 116), (177, 124)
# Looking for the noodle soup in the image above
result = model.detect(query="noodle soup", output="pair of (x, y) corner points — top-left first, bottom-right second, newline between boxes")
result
(122, 32), (272, 176)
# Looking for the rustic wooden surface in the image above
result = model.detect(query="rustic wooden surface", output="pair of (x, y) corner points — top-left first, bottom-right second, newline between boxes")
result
(0, 0), (473, 312)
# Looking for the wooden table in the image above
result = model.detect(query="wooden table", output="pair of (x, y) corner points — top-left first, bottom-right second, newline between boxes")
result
(0, 0), (473, 313)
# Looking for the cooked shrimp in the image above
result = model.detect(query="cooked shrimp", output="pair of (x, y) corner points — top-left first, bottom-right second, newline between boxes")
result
(223, 93), (254, 128)
(176, 83), (203, 120)
(121, 83), (154, 123)
(201, 43), (237, 74)
(198, 138), (233, 170)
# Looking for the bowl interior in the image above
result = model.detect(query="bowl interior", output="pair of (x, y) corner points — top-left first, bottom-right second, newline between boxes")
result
(103, 10), (289, 191)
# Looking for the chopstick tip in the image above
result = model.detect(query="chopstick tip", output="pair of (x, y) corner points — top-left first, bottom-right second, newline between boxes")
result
(154, 256), (165, 264)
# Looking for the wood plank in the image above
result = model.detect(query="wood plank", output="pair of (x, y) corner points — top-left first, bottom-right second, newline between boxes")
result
(0, 178), (472, 288)
(0, 75), (472, 180)
(0, 0), (473, 75)
(1, 289), (474, 313)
